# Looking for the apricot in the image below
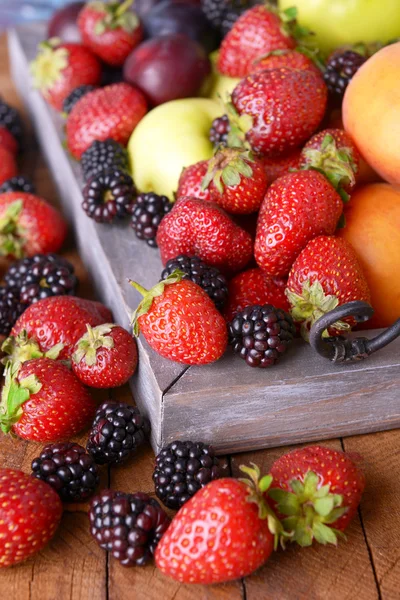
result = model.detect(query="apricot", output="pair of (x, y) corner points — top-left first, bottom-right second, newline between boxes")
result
(343, 42), (400, 187)
(338, 183), (400, 328)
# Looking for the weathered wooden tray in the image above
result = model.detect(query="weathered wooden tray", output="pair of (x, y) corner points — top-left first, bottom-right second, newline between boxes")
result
(7, 23), (400, 455)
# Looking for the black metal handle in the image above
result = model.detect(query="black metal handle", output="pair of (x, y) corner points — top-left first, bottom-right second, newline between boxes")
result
(309, 301), (400, 363)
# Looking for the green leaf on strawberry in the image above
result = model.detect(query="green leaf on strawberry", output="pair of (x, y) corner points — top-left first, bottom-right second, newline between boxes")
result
(72, 323), (115, 366)
(0, 200), (27, 258)
(2, 330), (64, 370)
(0, 362), (42, 434)
(202, 147), (254, 194)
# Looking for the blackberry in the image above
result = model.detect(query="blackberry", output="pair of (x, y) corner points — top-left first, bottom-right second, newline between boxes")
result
(31, 442), (100, 503)
(87, 401), (150, 465)
(161, 255), (228, 311)
(153, 440), (222, 509)
(324, 50), (366, 100)
(0, 98), (24, 150)
(209, 114), (230, 147)
(200, 0), (228, 28)
(0, 176), (35, 194)
(5, 253), (78, 305)
(220, 6), (244, 37)
(89, 490), (170, 566)
(229, 304), (296, 368)
(130, 192), (172, 248)
(81, 139), (129, 182)
(62, 84), (96, 115)
(0, 286), (26, 336)
(82, 169), (136, 223)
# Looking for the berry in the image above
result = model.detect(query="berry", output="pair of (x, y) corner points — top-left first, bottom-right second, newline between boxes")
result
(0, 98), (24, 150)
(324, 50), (366, 100)
(130, 271), (228, 365)
(89, 490), (170, 566)
(251, 48), (320, 74)
(0, 469), (62, 567)
(86, 401), (150, 465)
(176, 161), (212, 202)
(229, 304), (296, 368)
(209, 114), (230, 147)
(161, 255), (228, 311)
(260, 149), (301, 184)
(82, 169), (136, 223)
(200, 0), (229, 29)
(268, 445), (365, 545)
(31, 442), (100, 503)
(0, 126), (18, 156)
(0, 286), (26, 336)
(0, 175), (35, 194)
(130, 192), (172, 247)
(62, 84), (96, 114)
(81, 139), (129, 182)
(220, 6), (245, 38)
(153, 440), (222, 509)
(0, 146), (17, 186)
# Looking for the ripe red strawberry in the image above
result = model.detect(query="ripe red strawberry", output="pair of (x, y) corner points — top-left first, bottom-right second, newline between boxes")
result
(0, 469), (62, 567)
(299, 128), (360, 194)
(202, 147), (268, 214)
(66, 83), (147, 159)
(72, 323), (138, 388)
(254, 171), (343, 277)
(155, 467), (280, 584)
(130, 271), (227, 365)
(78, 0), (143, 67)
(251, 49), (320, 75)
(10, 296), (113, 361)
(176, 160), (212, 202)
(268, 445), (365, 546)
(286, 235), (371, 338)
(156, 197), (253, 274)
(217, 5), (296, 78)
(230, 67), (327, 156)
(0, 127), (18, 156)
(0, 146), (17, 186)
(260, 148), (301, 184)
(30, 41), (102, 111)
(0, 192), (67, 259)
(223, 268), (289, 322)
(0, 358), (96, 442)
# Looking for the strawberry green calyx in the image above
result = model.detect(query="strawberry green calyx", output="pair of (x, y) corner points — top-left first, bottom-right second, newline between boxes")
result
(72, 323), (116, 366)
(30, 40), (69, 91)
(1, 330), (64, 370)
(92, 0), (139, 35)
(129, 269), (186, 337)
(0, 200), (27, 258)
(268, 471), (347, 547)
(0, 362), (42, 434)
(201, 147), (254, 193)
(278, 6), (315, 47)
(226, 101), (252, 150)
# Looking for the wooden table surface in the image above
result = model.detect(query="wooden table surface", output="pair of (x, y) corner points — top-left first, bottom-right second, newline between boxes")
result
(0, 33), (399, 600)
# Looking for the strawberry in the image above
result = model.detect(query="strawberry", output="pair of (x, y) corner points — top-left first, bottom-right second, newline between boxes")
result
(176, 160), (212, 202)
(0, 193), (67, 259)
(223, 268), (289, 322)
(0, 147), (17, 186)
(30, 40), (102, 111)
(155, 465), (281, 584)
(78, 0), (143, 67)
(268, 445), (365, 546)
(0, 127), (18, 156)
(0, 469), (62, 567)
(72, 323), (138, 388)
(254, 171), (343, 277)
(0, 359), (96, 442)
(201, 147), (268, 214)
(250, 49), (321, 75)
(229, 67), (327, 156)
(299, 128), (360, 194)
(286, 235), (371, 338)
(66, 83), (147, 159)
(260, 148), (301, 184)
(9, 296), (113, 361)
(130, 270), (228, 365)
(156, 197), (253, 274)
(217, 5), (296, 78)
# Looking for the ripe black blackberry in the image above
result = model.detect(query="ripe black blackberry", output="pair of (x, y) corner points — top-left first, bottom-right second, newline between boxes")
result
(0, 176), (35, 194)
(89, 490), (170, 566)
(200, 0), (228, 28)
(81, 139), (129, 182)
(31, 442), (100, 502)
(0, 98), (24, 149)
(161, 255), (228, 311)
(5, 253), (78, 304)
(209, 115), (230, 147)
(153, 440), (222, 509)
(229, 304), (296, 368)
(82, 169), (136, 223)
(0, 286), (26, 336)
(62, 84), (96, 115)
(87, 401), (150, 465)
(324, 50), (366, 100)
(130, 192), (172, 248)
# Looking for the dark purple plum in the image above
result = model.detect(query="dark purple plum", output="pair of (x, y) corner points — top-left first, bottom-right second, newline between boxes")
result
(47, 2), (84, 42)
(123, 33), (211, 106)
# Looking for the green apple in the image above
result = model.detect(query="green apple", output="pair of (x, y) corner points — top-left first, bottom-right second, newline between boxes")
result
(206, 50), (240, 102)
(128, 98), (222, 199)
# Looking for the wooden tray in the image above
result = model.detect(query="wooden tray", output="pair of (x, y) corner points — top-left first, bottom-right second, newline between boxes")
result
(7, 23), (400, 455)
